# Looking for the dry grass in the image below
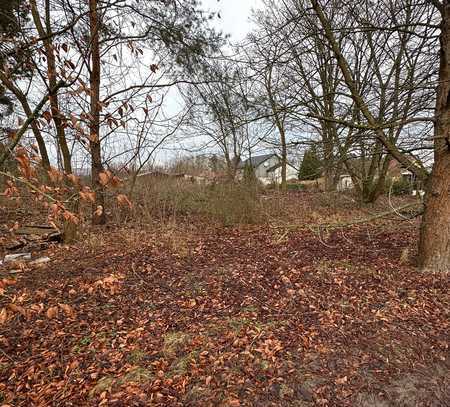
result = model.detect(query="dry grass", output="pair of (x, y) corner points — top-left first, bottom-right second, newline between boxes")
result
(111, 177), (266, 227)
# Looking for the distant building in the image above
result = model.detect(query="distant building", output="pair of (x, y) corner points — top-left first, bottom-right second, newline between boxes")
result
(336, 159), (425, 192)
(337, 174), (353, 191)
(237, 154), (298, 185)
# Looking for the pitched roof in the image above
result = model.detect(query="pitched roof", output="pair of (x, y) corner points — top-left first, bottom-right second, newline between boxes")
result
(237, 154), (277, 169)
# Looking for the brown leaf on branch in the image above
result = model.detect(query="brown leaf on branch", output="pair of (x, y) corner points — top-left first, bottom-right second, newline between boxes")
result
(79, 188), (96, 203)
(70, 114), (78, 127)
(16, 155), (35, 179)
(89, 133), (99, 143)
(62, 211), (79, 224)
(50, 203), (61, 218)
(67, 174), (80, 186)
(94, 205), (104, 217)
(109, 175), (122, 188)
(117, 194), (132, 208)
(48, 167), (64, 184)
(99, 171), (111, 186)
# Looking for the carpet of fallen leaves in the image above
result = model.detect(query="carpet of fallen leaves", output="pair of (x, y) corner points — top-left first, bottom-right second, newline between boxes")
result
(1, 207), (449, 405)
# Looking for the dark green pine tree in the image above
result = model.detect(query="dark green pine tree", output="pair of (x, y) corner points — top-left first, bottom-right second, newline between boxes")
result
(0, 0), (28, 117)
(298, 147), (322, 180)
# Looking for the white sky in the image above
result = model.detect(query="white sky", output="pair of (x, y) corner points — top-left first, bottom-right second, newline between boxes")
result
(201, 0), (262, 41)
(155, 0), (264, 164)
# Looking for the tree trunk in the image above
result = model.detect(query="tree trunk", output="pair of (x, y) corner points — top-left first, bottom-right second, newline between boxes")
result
(30, 0), (72, 174)
(266, 62), (287, 191)
(322, 134), (336, 192)
(89, 0), (106, 225)
(418, 2), (450, 272)
(280, 128), (287, 191)
(0, 72), (51, 171)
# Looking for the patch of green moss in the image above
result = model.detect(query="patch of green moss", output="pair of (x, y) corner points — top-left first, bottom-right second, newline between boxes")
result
(117, 367), (154, 385)
(126, 349), (147, 365)
(228, 317), (264, 333)
(168, 350), (200, 377)
(89, 367), (154, 398)
(163, 332), (190, 357)
(89, 376), (115, 397)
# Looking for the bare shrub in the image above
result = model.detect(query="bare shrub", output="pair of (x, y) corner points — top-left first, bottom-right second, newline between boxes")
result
(112, 177), (265, 226)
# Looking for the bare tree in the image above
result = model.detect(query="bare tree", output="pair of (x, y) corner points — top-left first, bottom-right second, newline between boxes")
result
(309, 0), (448, 271)
(181, 61), (258, 180)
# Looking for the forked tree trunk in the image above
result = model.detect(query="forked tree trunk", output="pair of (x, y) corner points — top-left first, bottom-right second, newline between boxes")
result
(0, 72), (51, 172)
(89, 0), (106, 225)
(418, 2), (450, 272)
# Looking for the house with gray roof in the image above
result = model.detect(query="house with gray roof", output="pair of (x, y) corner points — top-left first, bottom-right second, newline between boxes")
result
(237, 153), (298, 185)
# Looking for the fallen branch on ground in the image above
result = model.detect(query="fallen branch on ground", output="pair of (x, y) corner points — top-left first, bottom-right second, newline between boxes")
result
(271, 202), (423, 231)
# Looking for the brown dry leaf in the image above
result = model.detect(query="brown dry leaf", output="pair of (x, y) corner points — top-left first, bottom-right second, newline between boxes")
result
(8, 304), (28, 319)
(58, 303), (75, 317)
(16, 155), (34, 179)
(48, 166), (64, 183)
(46, 306), (59, 319)
(62, 211), (79, 224)
(50, 203), (60, 218)
(89, 132), (99, 143)
(67, 173), (80, 186)
(70, 113), (78, 127)
(94, 205), (104, 217)
(80, 188), (96, 203)
(109, 176), (122, 188)
(335, 376), (348, 385)
(117, 194), (132, 208)
(0, 308), (8, 324)
(0, 278), (16, 289)
(99, 171), (111, 186)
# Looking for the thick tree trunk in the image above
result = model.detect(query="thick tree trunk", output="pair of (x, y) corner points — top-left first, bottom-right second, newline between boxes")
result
(89, 0), (106, 225)
(419, 155), (450, 271)
(418, 2), (450, 272)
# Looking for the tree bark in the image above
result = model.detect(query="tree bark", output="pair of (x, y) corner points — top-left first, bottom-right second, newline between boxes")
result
(418, 2), (450, 272)
(89, 0), (106, 225)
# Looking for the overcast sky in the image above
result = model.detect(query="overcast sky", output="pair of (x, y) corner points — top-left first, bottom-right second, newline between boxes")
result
(201, 0), (262, 41)
(153, 0), (264, 164)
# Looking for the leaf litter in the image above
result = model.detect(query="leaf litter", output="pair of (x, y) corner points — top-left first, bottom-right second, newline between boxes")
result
(0, 221), (449, 406)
